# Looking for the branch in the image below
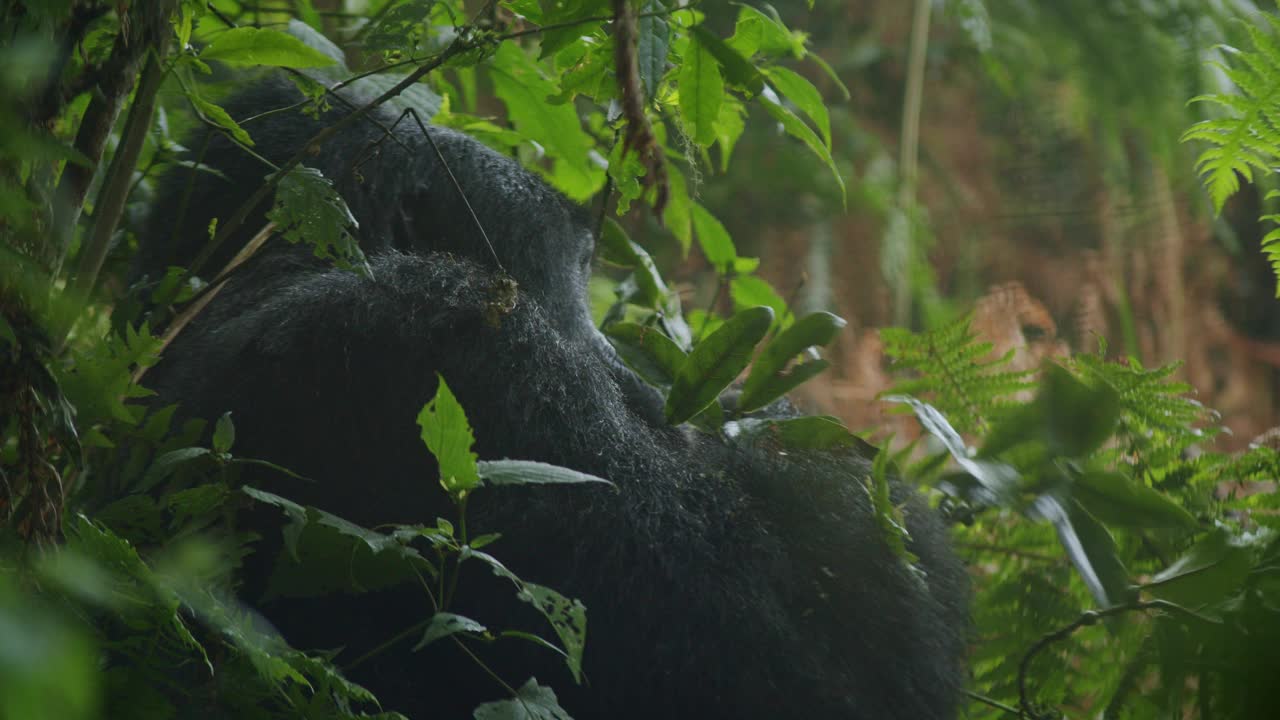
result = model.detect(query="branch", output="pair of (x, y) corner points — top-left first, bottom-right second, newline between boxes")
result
(1017, 600), (1216, 719)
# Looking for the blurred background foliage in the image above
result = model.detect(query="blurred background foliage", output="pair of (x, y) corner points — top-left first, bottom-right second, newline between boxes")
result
(4, 1), (1280, 719)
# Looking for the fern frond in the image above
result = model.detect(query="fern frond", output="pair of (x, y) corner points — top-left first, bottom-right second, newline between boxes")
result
(1069, 354), (1215, 460)
(881, 316), (1036, 435)
(1182, 21), (1280, 213)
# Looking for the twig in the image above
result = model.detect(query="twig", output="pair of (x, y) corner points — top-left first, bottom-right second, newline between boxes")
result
(133, 222), (277, 386)
(1017, 600), (1214, 719)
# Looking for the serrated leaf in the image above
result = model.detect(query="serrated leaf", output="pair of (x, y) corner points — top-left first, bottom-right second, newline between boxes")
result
(268, 166), (366, 271)
(466, 550), (587, 683)
(472, 678), (573, 720)
(604, 322), (687, 387)
(738, 311), (846, 413)
(665, 306), (774, 424)
(477, 460), (613, 487)
(418, 375), (481, 498)
(201, 26), (336, 68)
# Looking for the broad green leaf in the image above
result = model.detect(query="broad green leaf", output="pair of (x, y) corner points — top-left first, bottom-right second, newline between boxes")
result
(489, 43), (604, 200)
(728, 5), (805, 59)
(732, 415), (877, 454)
(637, 1), (670, 100)
(412, 613), (487, 651)
(981, 364), (1120, 459)
(663, 164), (693, 254)
(765, 66), (830, 149)
(1033, 496), (1133, 608)
(678, 37), (723, 147)
(477, 460), (613, 487)
(201, 26), (336, 68)
(729, 275), (787, 325)
(472, 678), (573, 720)
(212, 412), (235, 454)
(1074, 470), (1198, 530)
(417, 375), (481, 498)
(690, 27), (764, 95)
(598, 218), (668, 308)
(1145, 530), (1252, 608)
(738, 312), (846, 412)
(665, 306), (774, 424)
(605, 322), (688, 387)
(758, 92), (845, 201)
(690, 203), (735, 270)
(715, 98), (746, 171)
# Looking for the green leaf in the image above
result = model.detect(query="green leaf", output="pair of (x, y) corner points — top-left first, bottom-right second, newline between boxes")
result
(981, 364), (1120, 459)
(244, 487), (435, 596)
(729, 275), (787, 324)
(665, 306), (774, 425)
(728, 5), (806, 59)
(888, 396), (1021, 501)
(201, 26), (336, 68)
(732, 415), (878, 454)
(268, 166), (366, 271)
(465, 550), (587, 683)
(1033, 496), (1133, 608)
(636, 1), (670, 100)
(477, 460), (613, 487)
(678, 36), (723, 147)
(472, 677), (573, 720)
(412, 613), (487, 651)
(598, 218), (669, 309)
(1073, 469), (1198, 530)
(738, 311), (846, 413)
(690, 26), (765, 95)
(663, 164), (693, 253)
(417, 375), (481, 499)
(489, 43), (604, 200)
(765, 66), (830, 149)
(758, 92), (845, 201)
(1144, 530), (1252, 608)
(140, 447), (213, 492)
(212, 412), (235, 454)
(604, 322), (688, 387)
(690, 203), (736, 270)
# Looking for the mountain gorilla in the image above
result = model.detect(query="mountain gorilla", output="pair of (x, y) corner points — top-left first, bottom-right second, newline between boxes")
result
(134, 75), (968, 719)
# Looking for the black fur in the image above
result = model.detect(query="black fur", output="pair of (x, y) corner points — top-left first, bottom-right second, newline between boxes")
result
(135, 77), (968, 720)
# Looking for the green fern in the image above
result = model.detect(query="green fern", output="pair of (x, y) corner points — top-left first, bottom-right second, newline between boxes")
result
(1069, 352), (1216, 461)
(880, 315), (1035, 435)
(1260, 189), (1280, 297)
(1183, 13), (1280, 213)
